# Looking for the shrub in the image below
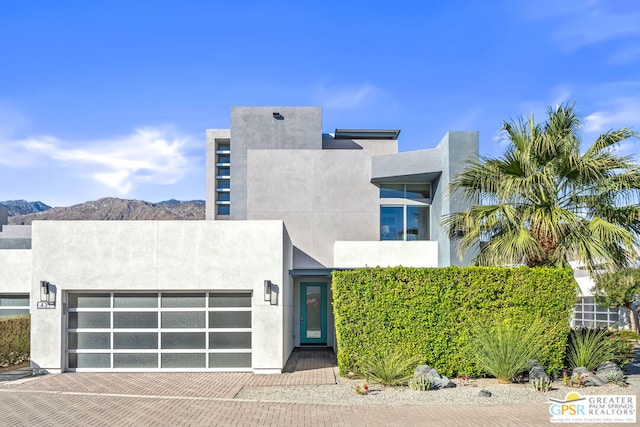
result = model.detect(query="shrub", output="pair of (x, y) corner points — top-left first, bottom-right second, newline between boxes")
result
(613, 330), (639, 340)
(605, 331), (635, 369)
(0, 315), (30, 366)
(408, 376), (433, 391)
(470, 319), (547, 383)
(358, 350), (419, 386)
(333, 266), (576, 377)
(565, 328), (612, 371)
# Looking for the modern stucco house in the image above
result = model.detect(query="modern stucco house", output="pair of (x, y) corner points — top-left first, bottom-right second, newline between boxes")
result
(0, 106), (479, 373)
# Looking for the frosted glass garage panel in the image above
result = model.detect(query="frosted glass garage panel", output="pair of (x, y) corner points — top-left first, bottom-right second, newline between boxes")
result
(161, 332), (206, 349)
(68, 293), (110, 308)
(114, 332), (158, 349)
(209, 353), (251, 368)
(161, 293), (205, 308)
(209, 311), (251, 328)
(114, 293), (158, 308)
(209, 332), (251, 349)
(209, 293), (251, 307)
(161, 312), (205, 328)
(161, 353), (206, 368)
(68, 332), (110, 350)
(68, 312), (110, 329)
(113, 312), (158, 329)
(114, 353), (157, 368)
(68, 353), (110, 369)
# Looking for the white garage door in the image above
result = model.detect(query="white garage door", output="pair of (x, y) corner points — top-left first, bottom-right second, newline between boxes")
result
(66, 292), (251, 371)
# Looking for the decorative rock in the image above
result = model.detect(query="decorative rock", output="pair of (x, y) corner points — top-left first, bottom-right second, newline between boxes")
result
(478, 389), (492, 397)
(413, 365), (456, 389)
(527, 359), (548, 383)
(596, 361), (624, 381)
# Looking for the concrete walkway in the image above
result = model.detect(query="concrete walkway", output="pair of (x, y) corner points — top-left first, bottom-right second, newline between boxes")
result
(0, 348), (636, 426)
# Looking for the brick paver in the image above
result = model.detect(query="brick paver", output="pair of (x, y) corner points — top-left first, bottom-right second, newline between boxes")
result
(0, 349), (635, 426)
(0, 390), (557, 426)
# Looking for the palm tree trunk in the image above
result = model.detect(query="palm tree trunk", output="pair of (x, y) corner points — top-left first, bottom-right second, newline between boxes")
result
(626, 303), (639, 333)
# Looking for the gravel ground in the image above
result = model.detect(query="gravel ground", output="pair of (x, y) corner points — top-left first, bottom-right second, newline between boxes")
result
(235, 370), (640, 406)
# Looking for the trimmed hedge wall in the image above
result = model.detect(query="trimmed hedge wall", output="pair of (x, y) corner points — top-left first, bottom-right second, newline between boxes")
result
(332, 266), (576, 377)
(0, 315), (30, 367)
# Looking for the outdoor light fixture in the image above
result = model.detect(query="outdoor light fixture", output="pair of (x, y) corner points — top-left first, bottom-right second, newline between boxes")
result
(272, 112), (284, 120)
(264, 280), (272, 301)
(38, 280), (56, 309)
(264, 280), (278, 305)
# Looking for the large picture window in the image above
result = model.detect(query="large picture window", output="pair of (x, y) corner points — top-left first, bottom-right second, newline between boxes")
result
(380, 205), (430, 240)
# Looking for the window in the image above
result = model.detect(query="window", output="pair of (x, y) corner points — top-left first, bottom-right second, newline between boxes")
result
(379, 182), (431, 241)
(215, 140), (231, 217)
(380, 205), (430, 240)
(380, 183), (430, 199)
(0, 294), (29, 316)
(571, 297), (619, 328)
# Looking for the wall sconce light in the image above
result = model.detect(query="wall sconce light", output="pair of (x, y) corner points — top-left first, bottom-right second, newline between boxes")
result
(264, 280), (272, 301)
(38, 280), (56, 309)
(272, 112), (284, 120)
(264, 280), (278, 305)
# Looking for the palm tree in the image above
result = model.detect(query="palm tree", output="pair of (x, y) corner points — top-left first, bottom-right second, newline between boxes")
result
(443, 102), (640, 273)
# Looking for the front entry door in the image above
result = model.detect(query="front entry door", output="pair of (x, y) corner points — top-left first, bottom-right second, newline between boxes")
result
(300, 282), (327, 344)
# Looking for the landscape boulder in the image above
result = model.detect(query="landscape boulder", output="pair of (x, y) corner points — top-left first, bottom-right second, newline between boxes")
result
(596, 361), (624, 381)
(572, 367), (605, 387)
(527, 359), (548, 383)
(413, 365), (456, 389)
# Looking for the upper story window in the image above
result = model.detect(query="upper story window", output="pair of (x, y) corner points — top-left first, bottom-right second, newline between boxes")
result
(381, 206), (430, 240)
(380, 183), (430, 199)
(215, 139), (231, 217)
(379, 182), (431, 241)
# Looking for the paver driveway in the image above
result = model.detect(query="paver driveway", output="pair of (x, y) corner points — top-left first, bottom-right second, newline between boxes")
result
(0, 349), (633, 426)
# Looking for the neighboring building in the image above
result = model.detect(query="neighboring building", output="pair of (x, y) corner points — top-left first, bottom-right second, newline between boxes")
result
(570, 260), (639, 329)
(0, 106), (478, 374)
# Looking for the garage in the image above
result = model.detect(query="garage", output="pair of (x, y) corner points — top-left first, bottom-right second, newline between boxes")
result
(66, 292), (252, 371)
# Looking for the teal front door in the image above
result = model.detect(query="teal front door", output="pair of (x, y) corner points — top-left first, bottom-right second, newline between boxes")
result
(300, 282), (327, 344)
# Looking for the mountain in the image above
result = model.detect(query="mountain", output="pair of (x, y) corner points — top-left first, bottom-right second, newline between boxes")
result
(7, 198), (206, 225)
(0, 200), (52, 216)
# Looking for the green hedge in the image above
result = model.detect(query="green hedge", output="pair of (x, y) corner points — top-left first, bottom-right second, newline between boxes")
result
(0, 315), (30, 367)
(332, 266), (576, 377)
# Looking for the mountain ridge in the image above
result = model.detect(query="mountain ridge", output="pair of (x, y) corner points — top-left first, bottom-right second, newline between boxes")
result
(4, 197), (206, 225)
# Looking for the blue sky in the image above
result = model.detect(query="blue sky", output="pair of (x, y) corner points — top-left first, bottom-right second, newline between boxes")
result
(1, 0), (639, 206)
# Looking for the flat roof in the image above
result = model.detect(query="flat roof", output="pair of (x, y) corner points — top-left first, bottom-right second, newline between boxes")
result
(334, 129), (401, 140)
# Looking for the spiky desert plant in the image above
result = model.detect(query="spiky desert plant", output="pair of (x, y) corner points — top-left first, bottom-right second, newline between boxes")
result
(566, 328), (613, 371)
(359, 350), (420, 386)
(408, 376), (433, 391)
(470, 319), (547, 383)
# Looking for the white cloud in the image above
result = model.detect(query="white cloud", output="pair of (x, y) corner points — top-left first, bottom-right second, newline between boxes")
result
(584, 98), (640, 133)
(314, 82), (380, 109)
(2, 127), (196, 195)
(522, 0), (640, 51)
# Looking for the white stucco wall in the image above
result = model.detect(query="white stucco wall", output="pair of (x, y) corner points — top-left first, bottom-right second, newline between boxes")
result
(30, 220), (290, 374)
(333, 241), (439, 268)
(0, 250), (31, 293)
